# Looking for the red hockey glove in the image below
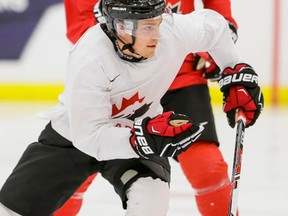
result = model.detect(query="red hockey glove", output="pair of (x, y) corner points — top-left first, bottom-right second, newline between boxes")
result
(193, 52), (221, 81)
(130, 111), (205, 159)
(219, 63), (264, 128)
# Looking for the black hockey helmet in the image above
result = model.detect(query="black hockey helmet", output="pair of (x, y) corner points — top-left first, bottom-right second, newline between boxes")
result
(102, 0), (166, 32)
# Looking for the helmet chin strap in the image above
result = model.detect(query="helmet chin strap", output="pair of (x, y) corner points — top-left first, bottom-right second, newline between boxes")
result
(101, 24), (146, 62)
(116, 35), (141, 56)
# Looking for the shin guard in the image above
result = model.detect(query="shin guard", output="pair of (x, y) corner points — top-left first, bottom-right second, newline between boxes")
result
(54, 173), (97, 216)
(177, 142), (232, 216)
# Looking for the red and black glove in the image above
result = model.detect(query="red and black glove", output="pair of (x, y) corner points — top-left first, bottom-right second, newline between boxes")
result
(130, 111), (205, 159)
(193, 52), (221, 81)
(219, 63), (264, 128)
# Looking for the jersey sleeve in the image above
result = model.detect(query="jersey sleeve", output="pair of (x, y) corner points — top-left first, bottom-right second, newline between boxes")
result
(64, 0), (99, 44)
(202, 0), (237, 28)
(173, 9), (241, 70)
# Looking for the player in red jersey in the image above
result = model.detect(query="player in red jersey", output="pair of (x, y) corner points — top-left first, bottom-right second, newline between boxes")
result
(54, 0), (239, 215)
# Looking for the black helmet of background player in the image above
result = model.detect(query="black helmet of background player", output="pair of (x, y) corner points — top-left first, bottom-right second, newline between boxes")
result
(100, 0), (166, 61)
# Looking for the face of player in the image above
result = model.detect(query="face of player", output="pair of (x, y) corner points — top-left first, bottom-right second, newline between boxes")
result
(116, 16), (162, 58)
(132, 17), (162, 58)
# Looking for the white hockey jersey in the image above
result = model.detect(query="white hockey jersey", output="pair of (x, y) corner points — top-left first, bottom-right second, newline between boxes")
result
(47, 9), (241, 161)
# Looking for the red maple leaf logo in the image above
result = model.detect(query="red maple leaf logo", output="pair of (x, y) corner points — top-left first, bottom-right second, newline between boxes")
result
(112, 92), (145, 116)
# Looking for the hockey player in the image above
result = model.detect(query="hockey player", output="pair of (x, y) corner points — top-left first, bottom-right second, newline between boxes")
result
(55, 0), (244, 216)
(0, 0), (264, 215)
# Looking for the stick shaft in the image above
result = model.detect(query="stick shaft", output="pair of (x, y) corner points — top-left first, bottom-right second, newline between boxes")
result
(228, 109), (246, 216)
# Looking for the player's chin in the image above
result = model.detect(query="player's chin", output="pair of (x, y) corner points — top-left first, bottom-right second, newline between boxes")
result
(143, 46), (157, 58)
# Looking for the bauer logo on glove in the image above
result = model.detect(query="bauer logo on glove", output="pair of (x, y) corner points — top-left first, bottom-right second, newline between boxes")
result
(130, 111), (205, 159)
(219, 64), (258, 90)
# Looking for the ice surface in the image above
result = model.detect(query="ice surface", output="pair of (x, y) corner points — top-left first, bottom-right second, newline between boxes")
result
(0, 102), (287, 215)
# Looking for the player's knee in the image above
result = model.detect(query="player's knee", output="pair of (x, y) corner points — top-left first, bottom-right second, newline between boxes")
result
(125, 177), (169, 216)
(178, 141), (229, 190)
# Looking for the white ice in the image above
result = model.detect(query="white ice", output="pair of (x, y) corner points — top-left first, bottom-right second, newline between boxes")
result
(0, 102), (287, 215)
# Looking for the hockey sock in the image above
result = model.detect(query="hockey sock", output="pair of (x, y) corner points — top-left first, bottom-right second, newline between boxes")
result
(54, 173), (97, 216)
(177, 141), (233, 216)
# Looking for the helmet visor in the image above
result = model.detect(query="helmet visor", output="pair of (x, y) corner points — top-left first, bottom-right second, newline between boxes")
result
(114, 8), (173, 40)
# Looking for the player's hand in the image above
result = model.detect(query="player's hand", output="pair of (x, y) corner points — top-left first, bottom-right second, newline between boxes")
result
(193, 52), (221, 81)
(219, 63), (264, 128)
(130, 111), (205, 158)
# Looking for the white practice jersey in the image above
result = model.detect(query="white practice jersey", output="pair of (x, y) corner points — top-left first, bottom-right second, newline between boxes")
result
(46, 9), (241, 161)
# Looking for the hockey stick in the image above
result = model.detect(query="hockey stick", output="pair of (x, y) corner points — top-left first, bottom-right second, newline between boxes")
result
(228, 108), (246, 216)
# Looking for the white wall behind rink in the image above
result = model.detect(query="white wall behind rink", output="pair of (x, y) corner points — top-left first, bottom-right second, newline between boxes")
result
(0, 0), (287, 86)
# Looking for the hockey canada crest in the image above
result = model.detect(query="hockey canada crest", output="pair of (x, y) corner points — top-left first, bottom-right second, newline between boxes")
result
(112, 92), (152, 121)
